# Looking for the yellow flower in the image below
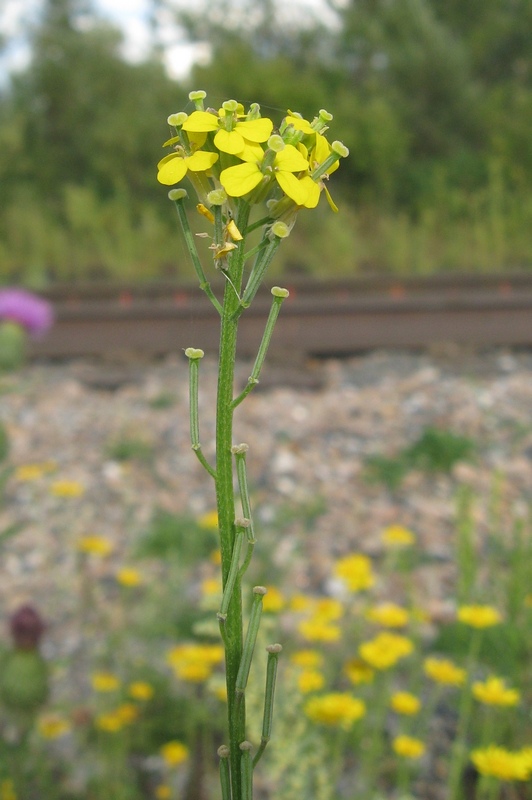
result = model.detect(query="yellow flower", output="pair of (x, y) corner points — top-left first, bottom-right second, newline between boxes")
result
(382, 525), (415, 548)
(155, 786), (172, 800)
(359, 632), (414, 670)
(423, 657), (466, 686)
(220, 143), (310, 204)
(333, 553), (375, 592)
(290, 649), (324, 669)
(15, 461), (56, 481)
(182, 109), (273, 155)
(393, 735), (426, 759)
(115, 703), (138, 724)
(201, 578), (220, 598)
(157, 148), (219, 186)
(366, 602), (409, 628)
(262, 586), (285, 613)
(37, 713), (71, 739)
(0, 779), (16, 800)
(198, 510), (218, 530)
(167, 643), (223, 683)
(471, 746), (531, 781)
(390, 692), (421, 715)
(289, 593), (315, 612)
(128, 681), (154, 701)
(472, 676), (520, 707)
(91, 672), (120, 692)
(297, 669), (325, 694)
(116, 567), (142, 587)
(50, 480), (85, 498)
(77, 535), (113, 556)
(298, 617), (341, 642)
(160, 740), (189, 767)
(457, 604), (502, 628)
(95, 712), (123, 733)
(313, 597), (344, 621)
(304, 693), (366, 729)
(343, 657), (374, 685)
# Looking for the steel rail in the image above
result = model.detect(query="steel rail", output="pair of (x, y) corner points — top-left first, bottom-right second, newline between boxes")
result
(28, 273), (532, 359)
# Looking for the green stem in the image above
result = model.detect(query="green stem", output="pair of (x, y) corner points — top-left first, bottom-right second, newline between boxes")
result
(185, 349), (217, 479)
(253, 644), (282, 767)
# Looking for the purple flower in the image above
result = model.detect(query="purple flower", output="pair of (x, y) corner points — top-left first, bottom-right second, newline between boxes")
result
(0, 289), (54, 337)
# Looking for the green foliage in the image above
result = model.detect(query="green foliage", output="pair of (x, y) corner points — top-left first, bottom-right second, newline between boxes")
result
(135, 509), (218, 563)
(105, 435), (154, 463)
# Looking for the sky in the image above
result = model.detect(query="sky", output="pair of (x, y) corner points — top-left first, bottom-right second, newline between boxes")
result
(0, 0), (341, 83)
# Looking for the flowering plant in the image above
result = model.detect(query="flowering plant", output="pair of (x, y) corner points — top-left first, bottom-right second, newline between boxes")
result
(157, 91), (347, 800)
(0, 289), (53, 371)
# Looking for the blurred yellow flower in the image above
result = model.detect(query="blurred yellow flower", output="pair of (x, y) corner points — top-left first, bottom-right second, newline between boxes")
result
(333, 553), (375, 592)
(343, 657), (374, 685)
(0, 779), (16, 800)
(201, 578), (220, 597)
(167, 643), (223, 683)
(423, 657), (466, 686)
(37, 713), (71, 739)
(304, 693), (366, 729)
(155, 786), (172, 800)
(50, 480), (85, 498)
(128, 681), (154, 701)
(390, 692), (421, 715)
(298, 618), (341, 642)
(95, 712), (123, 733)
(366, 602), (409, 628)
(116, 568), (142, 587)
(289, 594), (315, 612)
(382, 525), (415, 547)
(160, 740), (189, 767)
(471, 746), (531, 781)
(290, 649), (324, 669)
(313, 597), (344, 621)
(77, 535), (113, 556)
(91, 672), (120, 692)
(393, 735), (426, 759)
(297, 669), (325, 694)
(472, 676), (520, 707)
(359, 632), (414, 670)
(262, 586), (285, 613)
(15, 461), (56, 481)
(115, 703), (138, 724)
(457, 604), (502, 628)
(198, 510), (218, 530)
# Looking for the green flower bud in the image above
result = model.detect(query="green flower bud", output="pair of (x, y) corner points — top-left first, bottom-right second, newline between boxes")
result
(222, 99), (239, 113)
(331, 140), (349, 158)
(168, 188), (188, 202)
(270, 221), (290, 239)
(247, 103), (261, 120)
(207, 189), (227, 206)
(271, 286), (289, 299)
(267, 135), (285, 153)
(167, 112), (188, 127)
(184, 347), (204, 359)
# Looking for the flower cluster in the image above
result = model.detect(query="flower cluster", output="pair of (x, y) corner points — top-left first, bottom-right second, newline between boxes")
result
(166, 643), (224, 683)
(157, 91), (348, 215)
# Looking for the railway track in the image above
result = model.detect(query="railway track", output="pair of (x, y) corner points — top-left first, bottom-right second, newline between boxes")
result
(28, 273), (532, 359)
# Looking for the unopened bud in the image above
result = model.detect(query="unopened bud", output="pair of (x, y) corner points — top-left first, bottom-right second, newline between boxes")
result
(271, 286), (289, 298)
(167, 112), (188, 127)
(207, 189), (227, 206)
(331, 140), (349, 158)
(168, 188), (188, 201)
(267, 135), (285, 153)
(247, 103), (261, 120)
(270, 221), (290, 239)
(184, 347), (204, 359)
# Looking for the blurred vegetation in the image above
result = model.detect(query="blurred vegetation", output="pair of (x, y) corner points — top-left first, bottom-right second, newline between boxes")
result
(2, 0), (532, 283)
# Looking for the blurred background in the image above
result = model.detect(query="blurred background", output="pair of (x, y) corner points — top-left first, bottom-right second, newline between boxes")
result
(2, 0), (532, 285)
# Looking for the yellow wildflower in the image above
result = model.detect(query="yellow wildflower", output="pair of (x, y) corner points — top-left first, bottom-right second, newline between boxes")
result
(50, 480), (85, 498)
(471, 746), (531, 781)
(91, 672), (120, 692)
(457, 604), (502, 628)
(95, 712), (123, 733)
(289, 593), (315, 612)
(262, 586), (285, 613)
(390, 692), (421, 715)
(297, 669), (325, 694)
(366, 602), (409, 628)
(160, 740), (189, 767)
(298, 617), (341, 642)
(155, 786), (172, 800)
(0, 779), (16, 800)
(115, 703), (138, 724)
(382, 525), (415, 547)
(472, 676), (520, 707)
(304, 693), (366, 729)
(333, 553), (375, 592)
(116, 567), (142, 587)
(313, 597), (344, 621)
(37, 713), (71, 739)
(344, 657), (374, 685)
(290, 649), (324, 669)
(198, 510), (218, 530)
(393, 735), (426, 759)
(220, 142), (310, 204)
(128, 681), (154, 701)
(359, 632), (414, 670)
(423, 657), (466, 687)
(15, 461), (56, 481)
(77, 535), (113, 556)
(157, 148), (219, 187)
(167, 643), (223, 683)
(201, 578), (220, 597)
(182, 108), (273, 156)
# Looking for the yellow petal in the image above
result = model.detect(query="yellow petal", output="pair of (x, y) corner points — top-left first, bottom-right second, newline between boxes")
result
(235, 118), (273, 143)
(185, 150), (219, 172)
(274, 144), (309, 173)
(299, 176), (321, 208)
(284, 115), (314, 135)
(157, 155), (188, 185)
(220, 162), (263, 197)
(162, 135), (180, 147)
(182, 111), (219, 132)
(323, 185), (339, 212)
(226, 219), (243, 240)
(275, 171), (309, 205)
(214, 129), (245, 155)
(238, 141), (266, 163)
(197, 204), (215, 223)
